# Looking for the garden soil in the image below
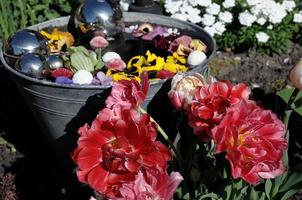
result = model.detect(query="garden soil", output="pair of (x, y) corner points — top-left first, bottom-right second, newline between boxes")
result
(1, 43), (302, 199)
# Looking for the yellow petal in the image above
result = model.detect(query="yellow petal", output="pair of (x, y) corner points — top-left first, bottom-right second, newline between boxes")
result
(146, 50), (157, 63)
(166, 56), (176, 63)
(127, 56), (141, 69)
(142, 57), (164, 72)
(173, 52), (186, 64)
(190, 39), (207, 52)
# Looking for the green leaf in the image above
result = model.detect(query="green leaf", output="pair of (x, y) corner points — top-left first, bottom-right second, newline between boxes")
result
(265, 179), (272, 199)
(199, 193), (222, 200)
(224, 184), (232, 200)
(277, 88), (302, 105)
(249, 188), (259, 200)
(279, 172), (302, 193)
(280, 189), (300, 200)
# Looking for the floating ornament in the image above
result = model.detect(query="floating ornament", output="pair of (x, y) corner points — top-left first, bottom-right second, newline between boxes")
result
(16, 53), (48, 79)
(90, 36), (109, 49)
(72, 70), (93, 85)
(5, 29), (49, 56)
(75, 0), (124, 38)
(187, 51), (207, 66)
(102, 52), (121, 63)
(47, 55), (63, 70)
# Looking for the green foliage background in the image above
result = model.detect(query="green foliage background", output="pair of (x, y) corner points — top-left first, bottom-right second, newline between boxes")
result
(0, 0), (79, 39)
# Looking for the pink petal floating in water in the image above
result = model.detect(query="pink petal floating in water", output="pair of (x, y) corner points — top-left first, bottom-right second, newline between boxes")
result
(168, 35), (192, 53)
(105, 58), (126, 71)
(142, 26), (168, 41)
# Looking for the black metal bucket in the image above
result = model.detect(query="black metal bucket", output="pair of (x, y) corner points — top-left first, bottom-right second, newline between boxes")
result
(0, 12), (216, 171)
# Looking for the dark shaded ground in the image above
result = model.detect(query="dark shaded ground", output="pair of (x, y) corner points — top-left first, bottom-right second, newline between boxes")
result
(1, 42), (302, 199)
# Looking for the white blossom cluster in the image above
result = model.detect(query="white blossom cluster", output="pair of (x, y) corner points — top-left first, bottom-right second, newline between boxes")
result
(164, 0), (300, 44)
(164, 0), (235, 36)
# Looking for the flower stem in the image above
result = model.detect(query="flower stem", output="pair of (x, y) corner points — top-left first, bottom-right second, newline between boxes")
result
(138, 107), (184, 163)
(286, 88), (300, 110)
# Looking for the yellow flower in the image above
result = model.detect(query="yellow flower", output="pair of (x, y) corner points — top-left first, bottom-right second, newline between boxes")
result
(127, 56), (145, 74)
(40, 28), (75, 52)
(163, 62), (188, 73)
(142, 57), (165, 72)
(190, 39), (207, 52)
(146, 50), (157, 63)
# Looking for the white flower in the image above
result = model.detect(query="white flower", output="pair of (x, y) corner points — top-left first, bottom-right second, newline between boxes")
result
(222, 0), (235, 8)
(250, 1), (287, 25)
(219, 11), (233, 23)
(204, 26), (216, 36)
(282, 1), (296, 12)
(256, 17), (266, 25)
(119, 0), (133, 11)
(267, 25), (273, 29)
(239, 11), (256, 26)
(256, 32), (270, 43)
(247, 0), (261, 6)
(180, 3), (202, 23)
(212, 21), (226, 35)
(294, 12), (302, 23)
(164, 0), (182, 14)
(206, 3), (221, 15)
(197, 0), (212, 7)
(201, 14), (216, 26)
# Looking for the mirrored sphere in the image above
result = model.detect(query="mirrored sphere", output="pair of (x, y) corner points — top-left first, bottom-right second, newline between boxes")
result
(5, 29), (49, 56)
(16, 53), (48, 79)
(75, 0), (124, 38)
(47, 55), (64, 70)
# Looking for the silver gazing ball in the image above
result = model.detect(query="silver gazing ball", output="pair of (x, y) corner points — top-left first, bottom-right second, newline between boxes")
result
(16, 53), (49, 79)
(5, 29), (49, 56)
(47, 55), (64, 70)
(75, 0), (124, 38)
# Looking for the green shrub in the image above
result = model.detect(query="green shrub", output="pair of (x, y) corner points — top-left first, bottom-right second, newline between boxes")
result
(0, 0), (73, 39)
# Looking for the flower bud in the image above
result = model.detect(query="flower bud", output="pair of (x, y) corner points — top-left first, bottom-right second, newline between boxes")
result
(168, 73), (215, 111)
(289, 59), (302, 90)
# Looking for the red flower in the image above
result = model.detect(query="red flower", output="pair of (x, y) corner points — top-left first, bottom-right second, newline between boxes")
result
(212, 100), (287, 185)
(72, 108), (172, 198)
(156, 70), (175, 79)
(51, 68), (73, 79)
(188, 80), (250, 141)
(106, 73), (149, 109)
(116, 167), (183, 200)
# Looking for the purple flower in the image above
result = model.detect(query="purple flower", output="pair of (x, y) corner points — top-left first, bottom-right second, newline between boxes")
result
(55, 76), (73, 84)
(142, 26), (169, 41)
(92, 71), (113, 86)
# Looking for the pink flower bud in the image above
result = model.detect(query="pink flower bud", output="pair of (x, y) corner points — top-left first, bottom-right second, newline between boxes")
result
(168, 73), (214, 111)
(289, 59), (302, 90)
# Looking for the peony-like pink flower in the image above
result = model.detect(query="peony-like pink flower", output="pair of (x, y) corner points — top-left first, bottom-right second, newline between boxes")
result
(168, 73), (215, 111)
(106, 73), (149, 109)
(212, 100), (287, 185)
(188, 80), (250, 141)
(105, 58), (126, 71)
(72, 108), (172, 198)
(116, 168), (183, 200)
(90, 36), (109, 49)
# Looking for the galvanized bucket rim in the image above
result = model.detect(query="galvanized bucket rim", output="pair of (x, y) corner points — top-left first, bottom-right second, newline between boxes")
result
(0, 12), (216, 90)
